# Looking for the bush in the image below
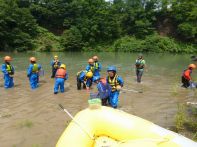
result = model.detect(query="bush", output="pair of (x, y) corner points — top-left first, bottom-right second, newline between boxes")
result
(113, 36), (144, 52)
(109, 34), (196, 53)
(143, 34), (181, 53)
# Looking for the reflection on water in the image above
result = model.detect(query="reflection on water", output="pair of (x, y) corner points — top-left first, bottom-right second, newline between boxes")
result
(0, 52), (196, 147)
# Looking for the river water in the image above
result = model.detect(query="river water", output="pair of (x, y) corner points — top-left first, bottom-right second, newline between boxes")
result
(0, 52), (196, 147)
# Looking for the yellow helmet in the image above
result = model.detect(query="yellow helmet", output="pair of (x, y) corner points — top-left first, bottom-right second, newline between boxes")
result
(86, 71), (93, 78)
(60, 64), (66, 69)
(54, 55), (58, 59)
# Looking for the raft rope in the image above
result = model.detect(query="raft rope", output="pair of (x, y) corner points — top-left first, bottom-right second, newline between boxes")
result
(118, 137), (170, 145)
(59, 104), (96, 141)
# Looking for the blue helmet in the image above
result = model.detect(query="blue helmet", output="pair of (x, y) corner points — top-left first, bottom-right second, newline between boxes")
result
(107, 66), (116, 72)
(93, 76), (100, 82)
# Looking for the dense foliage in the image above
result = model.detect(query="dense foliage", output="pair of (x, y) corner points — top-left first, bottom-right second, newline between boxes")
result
(0, 0), (196, 52)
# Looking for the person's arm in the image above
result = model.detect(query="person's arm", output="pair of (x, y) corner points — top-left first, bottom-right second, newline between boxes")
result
(11, 65), (15, 75)
(58, 61), (61, 66)
(38, 64), (42, 71)
(86, 79), (91, 88)
(107, 83), (112, 93)
(142, 60), (148, 72)
(97, 82), (105, 93)
(79, 72), (86, 83)
(117, 76), (124, 87)
(134, 59), (138, 69)
(50, 60), (54, 66)
(98, 63), (102, 71)
(1, 64), (8, 74)
(27, 65), (33, 77)
(65, 72), (68, 80)
(85, 65), (90, 72)
(106, 77), (108, 83)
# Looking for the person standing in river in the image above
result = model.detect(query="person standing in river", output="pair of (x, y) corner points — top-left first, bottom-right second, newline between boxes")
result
(92, 55), (102, 80)
(54, 64), (68, 94)
(182, 64), (197, 88)
(135, 54), (146, 83)
(50, 55), (61, 78)
(27, 57), (42, 89)
(106, 66), (124, 108)
(85, 58), (94, 87)
(1, 56), (15, 89)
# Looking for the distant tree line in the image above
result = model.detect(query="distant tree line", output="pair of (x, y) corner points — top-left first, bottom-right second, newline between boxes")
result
(0, 0), (196, 52)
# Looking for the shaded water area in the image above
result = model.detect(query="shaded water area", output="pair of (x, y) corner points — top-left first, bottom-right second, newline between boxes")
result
(0, 52), (196, 147)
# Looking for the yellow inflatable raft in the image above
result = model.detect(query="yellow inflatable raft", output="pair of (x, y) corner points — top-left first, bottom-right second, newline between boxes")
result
(56, 106), (197, 147)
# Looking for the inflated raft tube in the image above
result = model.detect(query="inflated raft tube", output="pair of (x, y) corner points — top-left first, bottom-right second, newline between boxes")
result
(56, 106), (197, 147)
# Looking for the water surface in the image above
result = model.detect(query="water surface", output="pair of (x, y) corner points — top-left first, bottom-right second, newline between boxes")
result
(0, 52), (196, 147)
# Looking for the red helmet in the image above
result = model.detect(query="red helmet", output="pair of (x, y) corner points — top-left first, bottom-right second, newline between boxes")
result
(4, 56), (12, 61)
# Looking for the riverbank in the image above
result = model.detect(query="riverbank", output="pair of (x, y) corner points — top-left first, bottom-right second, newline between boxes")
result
(32, 29), (197, 53)
(175, 103), (197, 141)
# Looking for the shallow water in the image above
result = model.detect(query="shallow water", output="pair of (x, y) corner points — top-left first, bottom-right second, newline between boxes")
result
(0, 52), (196, 147)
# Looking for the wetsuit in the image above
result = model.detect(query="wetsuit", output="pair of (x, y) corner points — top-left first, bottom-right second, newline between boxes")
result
(27, 63), (41, 89)
(106, 74), (124, 108)
(1, 62), (14, 88)
(51, 60), (61, 78)
(54, 68), (68, 94)
(76, 71), (92, 90)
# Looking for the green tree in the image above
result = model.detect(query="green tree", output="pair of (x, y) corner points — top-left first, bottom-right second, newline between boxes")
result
(0, 0), (38, 51)
(171, 0), (197, 43)
(61, 26), (83, 51)
(121, 0), (157, 38)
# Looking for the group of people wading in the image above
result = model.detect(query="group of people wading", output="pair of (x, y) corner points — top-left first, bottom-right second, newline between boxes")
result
(76, 56), (124, 108)
(1, 54), (197, 108)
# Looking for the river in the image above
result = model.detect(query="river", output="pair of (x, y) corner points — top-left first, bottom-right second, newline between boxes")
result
(0, 52), (196, 147)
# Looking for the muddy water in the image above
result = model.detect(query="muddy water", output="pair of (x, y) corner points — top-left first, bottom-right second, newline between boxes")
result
(0, 52), (196, 147)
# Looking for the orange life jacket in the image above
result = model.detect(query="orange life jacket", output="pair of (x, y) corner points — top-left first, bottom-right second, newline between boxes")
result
(55, 68), (66, 78)
(183, 69), (192, 80)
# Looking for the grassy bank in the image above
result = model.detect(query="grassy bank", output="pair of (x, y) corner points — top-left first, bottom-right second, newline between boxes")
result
(175, 104), (197, 141)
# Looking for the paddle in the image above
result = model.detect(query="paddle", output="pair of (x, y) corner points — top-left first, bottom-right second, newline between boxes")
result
(122, 88), (143, 93)
(58, 104), (95, 140)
